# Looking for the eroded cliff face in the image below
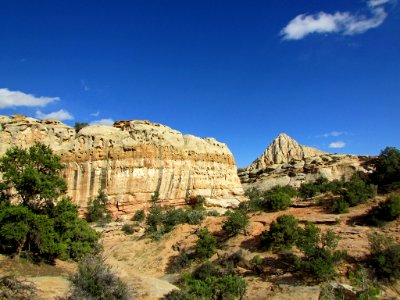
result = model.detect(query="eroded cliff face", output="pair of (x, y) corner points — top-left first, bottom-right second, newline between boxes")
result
(241, 133), (373, 191)
(0, 115), (244, 212)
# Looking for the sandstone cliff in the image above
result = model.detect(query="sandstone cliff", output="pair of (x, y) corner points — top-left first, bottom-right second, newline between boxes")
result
(0, 115), (244, 212)
(241, 134), (373, 191)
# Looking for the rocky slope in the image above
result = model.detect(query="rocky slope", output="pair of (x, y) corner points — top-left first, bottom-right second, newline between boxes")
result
(0, 115), (244, 213)
(240, 133), (373, 191)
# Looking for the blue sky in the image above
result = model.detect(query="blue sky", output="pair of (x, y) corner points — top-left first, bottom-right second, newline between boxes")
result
(0, 0), (399, 167)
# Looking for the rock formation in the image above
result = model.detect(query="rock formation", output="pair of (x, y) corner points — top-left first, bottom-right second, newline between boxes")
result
(248, 133), (326, 170)
(240, 133), (373, 191)
(0, 115), (244, 212)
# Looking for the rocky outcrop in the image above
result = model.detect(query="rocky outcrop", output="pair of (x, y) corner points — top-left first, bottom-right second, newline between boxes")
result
(248, 133), (326, 170)
(241, 134), (373, 191)
(0, 115), (244, 212)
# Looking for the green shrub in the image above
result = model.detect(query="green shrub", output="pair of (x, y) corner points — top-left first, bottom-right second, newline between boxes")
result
(260, 215), (299, 250)
(195, 229), (217, 259)
(242, 188), (263, 212)
(121, 223), (135, 235)
(186, 195), (206, 210)
(222, 210), (249, 236)
(299, 182), (320, 199)
(349, 268), (381, 300)
(169, 267), (246, 300)
(372, 147), (400, 193)
(167, 252), (191, 273)
(295, 224), (343, 281)
(68, 254), (131, 300)
(342, 174), (376, 207)
(249, 255), (263, 274)
(186, 209), (205, 225)
(85, 190), (112, 224)
(368, 233), (400, 281)
(331, 197), (349, 214)
(206, 210), (220, 217)
(145, 205), (165, 234)
(367, 194), (400, 226)
(151, 191), (159, 203)
(74, 122), (89, 133)
(131, 209), (145, 222)
(263, 190), (292, 211)
(145, 205), (205, 240)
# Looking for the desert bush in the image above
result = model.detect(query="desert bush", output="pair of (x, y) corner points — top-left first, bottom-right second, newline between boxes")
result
(342, 173), (376, 207)
(185, 209), (205, 225)
(331, 197), (349, 214)
(249, 255), (263, 274)
(85, 190), (112, 224)
(222, 209), (249, 236)
(195, 229), (217, 259)
(167, 261), (246, 300)
(151, 191), (159, 204)
(295, 223), (344, 281)
(372, 146), (400, 193)
(349, 267), (381, 300)
(206, 210), (220, 217)
(74, 122), (88, 133)
(368, 233), (400, 281)
(263, 190), (292, 211)
(367, 194), (400, 226)
(167, 252), (191, 273)
(259, 214), (299, 250)
(68, 254), (131, 300)
(145, 206), (205, 239)
(186, 195), (206, 210)
(132, 209), (145, 222)
(0, 275), (37, 300)
(121, 223), (135, 235)
(299, 182), (321, 199)
(242, 188), (263, 212)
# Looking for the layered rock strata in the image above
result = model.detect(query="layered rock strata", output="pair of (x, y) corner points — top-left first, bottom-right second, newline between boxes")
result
(241, 133), (373, 191)
(0, 115), (244, 212)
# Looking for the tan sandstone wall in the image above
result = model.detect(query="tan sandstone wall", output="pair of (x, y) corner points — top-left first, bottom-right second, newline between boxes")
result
(0, 115), (244, 212)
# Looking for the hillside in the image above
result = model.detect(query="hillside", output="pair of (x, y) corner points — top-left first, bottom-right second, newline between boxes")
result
(240, 133), (374, 191)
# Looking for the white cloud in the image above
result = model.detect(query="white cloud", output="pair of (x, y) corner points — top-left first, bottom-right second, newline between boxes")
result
(0, 88), (59, 109)
(81, 80), (90, 91)
(35, 109), (74, 121)
(90, 118), (114, 126)
(329, 141), (346, 149)
(319, 131), (345, 138)
(90, 111), (100, 117)
(281, 0), (389, 40)
(368, 0), (391, 7)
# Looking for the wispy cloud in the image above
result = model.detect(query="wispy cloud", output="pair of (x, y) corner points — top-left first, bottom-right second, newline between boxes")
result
(81, 80), (90, 91)
(318, 131), (346, 138)
(35, 109), (74, 121)
(0, 88), (59, 109)
(329, 141), (346, 149)
(90, 118), (114, 126)
(90, 111), (100, 117)
(280, 0), (390, 40)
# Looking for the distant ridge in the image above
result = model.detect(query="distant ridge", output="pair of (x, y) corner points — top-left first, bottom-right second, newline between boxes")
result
(247, 133), (326, 170)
